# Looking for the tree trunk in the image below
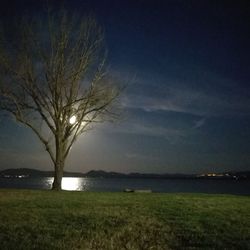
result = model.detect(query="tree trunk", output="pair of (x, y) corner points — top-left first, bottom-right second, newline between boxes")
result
(52, 162), (64, 190)
(52, 129), (66, 191)
(52, 136), (65, 190)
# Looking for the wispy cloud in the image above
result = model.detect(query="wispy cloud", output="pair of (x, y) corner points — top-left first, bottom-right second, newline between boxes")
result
(122, 84), (250, 117)
(120, 66), (250, 117)
(193, 118), (206, 129)
(105, 122), (187, 145)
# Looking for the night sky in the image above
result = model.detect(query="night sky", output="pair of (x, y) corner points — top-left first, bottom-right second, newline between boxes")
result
(0, 0), (250, 174)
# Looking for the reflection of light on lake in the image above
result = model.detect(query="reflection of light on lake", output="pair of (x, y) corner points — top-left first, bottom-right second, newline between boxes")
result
(62, 177), (82, 191)
(44, 177), (54, 188)
(44, 177), (87, 191)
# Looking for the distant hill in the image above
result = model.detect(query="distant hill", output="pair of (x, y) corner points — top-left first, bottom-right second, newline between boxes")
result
(83, 170), (250, 180)
(0, 168), (249, 180)
(85, 170), (127, 178)
(0, 168), (197, 179)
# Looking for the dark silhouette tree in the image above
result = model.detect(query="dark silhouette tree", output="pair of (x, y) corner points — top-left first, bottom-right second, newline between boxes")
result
(0, 10), (120, 190)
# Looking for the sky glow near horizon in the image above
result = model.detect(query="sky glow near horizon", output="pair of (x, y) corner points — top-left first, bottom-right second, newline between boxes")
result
(0, 0), (250, 174)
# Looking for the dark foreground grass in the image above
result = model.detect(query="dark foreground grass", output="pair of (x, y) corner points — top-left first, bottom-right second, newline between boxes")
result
(0, 190), (249, 250)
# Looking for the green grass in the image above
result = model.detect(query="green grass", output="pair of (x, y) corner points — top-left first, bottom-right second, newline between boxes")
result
(0, 190), (249, 249)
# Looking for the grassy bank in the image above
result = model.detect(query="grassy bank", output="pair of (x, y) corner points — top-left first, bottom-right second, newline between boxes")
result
(0, 190), (249, 249)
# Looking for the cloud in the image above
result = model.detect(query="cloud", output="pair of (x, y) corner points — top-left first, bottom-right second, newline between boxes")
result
(122, 82), (250, 117)
(193, 118), (206, 129)
(118, 64), (250, 118)
(105, 121), (187, 145)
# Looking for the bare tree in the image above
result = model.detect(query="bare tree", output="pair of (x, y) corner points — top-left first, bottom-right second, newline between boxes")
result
(0, 10), (120, 190)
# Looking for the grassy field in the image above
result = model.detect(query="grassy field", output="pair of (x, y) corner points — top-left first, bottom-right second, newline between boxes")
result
(0, 190), (249, 250)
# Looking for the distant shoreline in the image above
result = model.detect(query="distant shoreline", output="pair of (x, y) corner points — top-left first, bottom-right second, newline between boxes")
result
(0, 168), (249, 180)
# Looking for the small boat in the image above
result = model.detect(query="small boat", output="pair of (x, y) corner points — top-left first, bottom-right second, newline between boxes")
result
(123, 189), (152, 193)
(123, 188), (134, 193)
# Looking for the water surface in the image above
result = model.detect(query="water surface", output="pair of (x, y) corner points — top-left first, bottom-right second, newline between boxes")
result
(0, 177), (250, 195)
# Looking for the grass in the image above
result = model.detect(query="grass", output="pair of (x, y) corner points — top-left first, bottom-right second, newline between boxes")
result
(0, 189), (249, 249)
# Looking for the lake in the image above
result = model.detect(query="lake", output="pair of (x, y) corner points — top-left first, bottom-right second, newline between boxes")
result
(0, 177), (250, 195)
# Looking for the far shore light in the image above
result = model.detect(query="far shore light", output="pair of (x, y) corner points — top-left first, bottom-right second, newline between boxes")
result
(69, 115), (76, 124)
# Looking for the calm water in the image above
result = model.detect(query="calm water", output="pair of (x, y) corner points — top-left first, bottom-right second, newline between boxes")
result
(0, 177), (250, 195)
